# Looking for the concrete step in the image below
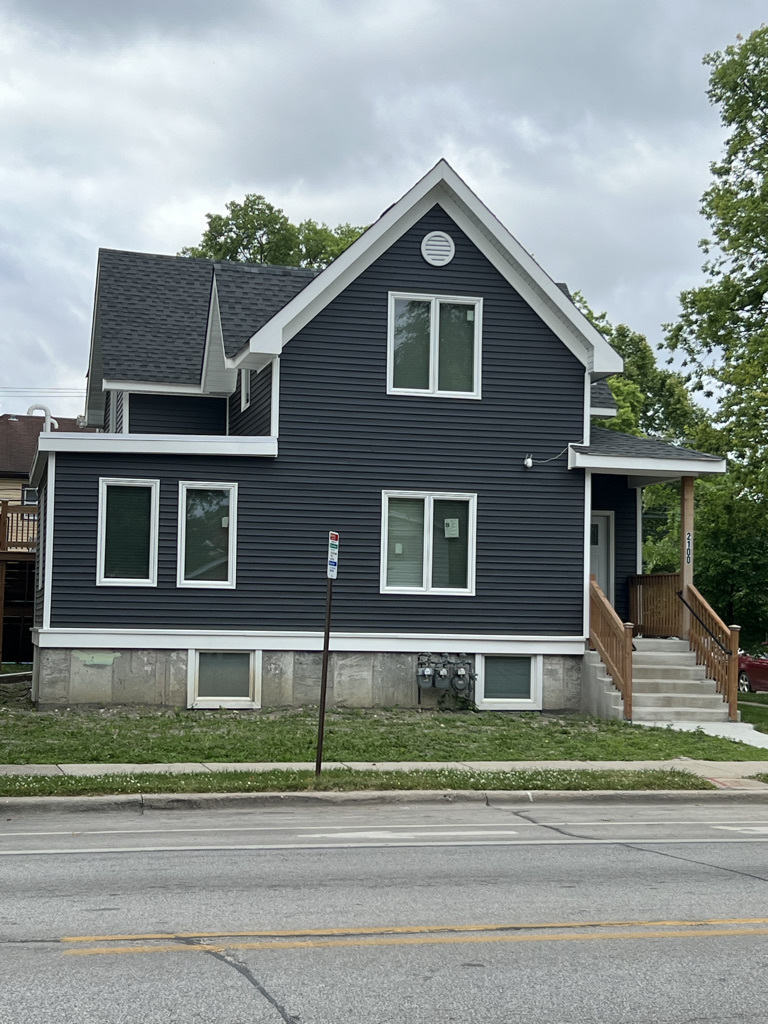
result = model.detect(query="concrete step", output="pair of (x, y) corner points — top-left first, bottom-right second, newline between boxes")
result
(632, 651), (700, 666)
(632, 692), (726, 710)
(632, 664), (707, 680)
(632, 708), (730, 723)
(632, 638), (689, 652)
(632, 678), (717, 695)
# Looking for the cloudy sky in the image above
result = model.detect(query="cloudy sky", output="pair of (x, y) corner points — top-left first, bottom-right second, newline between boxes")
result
(1, 0), (764, 417)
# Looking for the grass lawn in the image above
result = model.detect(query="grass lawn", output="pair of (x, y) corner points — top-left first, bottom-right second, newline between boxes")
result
(739, 701), (768, 734)
(0, 767), (715, 798)
(0, 706), (766, 765)
(0, 664), (30, 674)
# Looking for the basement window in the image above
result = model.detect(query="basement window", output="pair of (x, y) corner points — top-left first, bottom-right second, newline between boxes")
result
(188, 650), (261, 709)
(475, 654), (543, 711)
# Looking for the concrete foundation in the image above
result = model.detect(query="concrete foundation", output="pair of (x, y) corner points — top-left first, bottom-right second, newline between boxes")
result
(33, 646), (585, 712)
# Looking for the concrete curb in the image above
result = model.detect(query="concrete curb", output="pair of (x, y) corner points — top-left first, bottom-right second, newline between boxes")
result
(4, 788), (768, 814)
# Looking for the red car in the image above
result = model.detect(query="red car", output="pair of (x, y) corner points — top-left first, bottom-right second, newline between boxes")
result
(738, 651), (768, 692)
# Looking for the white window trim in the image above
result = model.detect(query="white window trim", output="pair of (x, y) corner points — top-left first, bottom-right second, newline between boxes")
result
(387, 292), (483, 399)
(177, 481), (238, 589)
(380, 490), (477, 596)
(240, 369), (251, 412)
(475, 654), (543, 711)
(187, 649), (261, 709)
(97, 477), (159, 587)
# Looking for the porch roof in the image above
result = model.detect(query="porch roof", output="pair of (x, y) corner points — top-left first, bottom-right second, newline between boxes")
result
(569, 428), (727, 482)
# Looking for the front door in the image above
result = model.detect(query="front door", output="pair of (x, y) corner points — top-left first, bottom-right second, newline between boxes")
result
(590, 512), (614, 603)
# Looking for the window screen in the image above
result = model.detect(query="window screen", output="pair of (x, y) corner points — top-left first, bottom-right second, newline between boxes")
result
(104, 485), (152, 580)
(483, 656), (532, 700)
(198, 652), (251, 699)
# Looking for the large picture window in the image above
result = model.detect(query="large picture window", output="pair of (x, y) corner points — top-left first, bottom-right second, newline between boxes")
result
(387, 293), (482, 398)
(381, 491), (476, 594)
(177, 482), (237, 588)
(97, 478), (159, 586)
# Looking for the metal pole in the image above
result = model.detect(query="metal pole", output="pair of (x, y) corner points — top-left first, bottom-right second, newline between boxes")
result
(315, 576), (333, 777)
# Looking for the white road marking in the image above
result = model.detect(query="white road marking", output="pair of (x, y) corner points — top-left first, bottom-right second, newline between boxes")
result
(712, 826), (768, 834)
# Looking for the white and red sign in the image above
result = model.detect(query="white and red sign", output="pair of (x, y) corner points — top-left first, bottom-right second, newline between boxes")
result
(327, 531), (339, 579)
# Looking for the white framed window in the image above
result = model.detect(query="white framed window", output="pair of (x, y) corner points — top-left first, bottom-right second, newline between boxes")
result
(22, 486), (38, 505)
(187, 649), (261, 709)
(240, 369), (251, 411)
(177, 482), (237, 589)
(97, 478), (159, 586)
(387, 292), (482, 398)
(475, 654), (543, 711)
(381, 490), (477, 595)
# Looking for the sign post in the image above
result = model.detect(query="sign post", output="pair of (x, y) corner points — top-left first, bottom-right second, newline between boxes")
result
(315, 532), (339, 777)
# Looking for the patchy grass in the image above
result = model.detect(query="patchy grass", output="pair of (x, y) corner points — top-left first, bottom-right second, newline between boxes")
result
(0, 706), (766, 765)
(738, 702), (768, 735)
(0, 664), (30, 675)
(0, 767), (715, 798)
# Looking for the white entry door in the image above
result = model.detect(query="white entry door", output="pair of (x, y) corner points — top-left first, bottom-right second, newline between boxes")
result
(590, 512), (614, 604)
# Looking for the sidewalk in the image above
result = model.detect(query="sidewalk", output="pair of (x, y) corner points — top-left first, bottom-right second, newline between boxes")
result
(1, 758), (768, 790)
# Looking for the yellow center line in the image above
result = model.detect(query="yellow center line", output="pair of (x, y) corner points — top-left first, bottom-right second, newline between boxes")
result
(63, 926), (768, 957)
(60, 916), (768, 944)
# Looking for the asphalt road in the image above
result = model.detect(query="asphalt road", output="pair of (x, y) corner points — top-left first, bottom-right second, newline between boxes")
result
(2, 799), (768, 1023)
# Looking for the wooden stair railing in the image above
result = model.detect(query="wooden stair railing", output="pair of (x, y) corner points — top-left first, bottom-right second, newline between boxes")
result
(681, 584), (739, 722)
(589, 575), (634, 720)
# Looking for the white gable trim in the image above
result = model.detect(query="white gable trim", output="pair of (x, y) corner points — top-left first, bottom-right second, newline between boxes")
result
(229, 160), (623, 376)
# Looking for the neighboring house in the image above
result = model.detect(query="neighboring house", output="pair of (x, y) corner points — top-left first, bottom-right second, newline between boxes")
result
(0, 413), (83, 663)
(30, 161), (728, 712)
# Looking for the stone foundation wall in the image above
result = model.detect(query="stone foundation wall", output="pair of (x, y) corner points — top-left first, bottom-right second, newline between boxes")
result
(33, 647), (584, 711)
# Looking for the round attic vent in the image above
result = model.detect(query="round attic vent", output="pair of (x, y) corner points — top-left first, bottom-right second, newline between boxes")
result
(421, 231), (455, 266)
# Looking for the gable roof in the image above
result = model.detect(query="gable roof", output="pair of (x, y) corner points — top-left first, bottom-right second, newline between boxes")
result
(234, 160), (623, 378)
(0, 414), (86, 478)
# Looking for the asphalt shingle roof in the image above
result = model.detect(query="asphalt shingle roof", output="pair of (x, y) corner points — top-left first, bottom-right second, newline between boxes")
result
(215, 262), (319, 359)
(94, 250), (318, 385)
(590, 379), (617, 411)
(572, 427), (722, 462)
(97, 250), (214, 386)
(0, 414), (87, 477)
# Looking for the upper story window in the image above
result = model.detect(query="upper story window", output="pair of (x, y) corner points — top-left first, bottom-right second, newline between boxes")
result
(387, 293), (482, 399)
(240, 369), (251, 412)
(97, 478), (159, 587)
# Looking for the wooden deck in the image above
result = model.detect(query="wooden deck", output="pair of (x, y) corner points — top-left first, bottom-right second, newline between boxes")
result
(0, 501), (37, 553)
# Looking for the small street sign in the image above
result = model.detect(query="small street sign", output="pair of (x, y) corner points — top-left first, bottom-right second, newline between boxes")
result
(327, 531), (339, 579)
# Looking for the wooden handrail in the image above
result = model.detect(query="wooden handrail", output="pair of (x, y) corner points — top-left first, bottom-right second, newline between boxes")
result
(589, 576), (633, 720)
(0, 502), (38, 552)
(684, 584), (739, 721)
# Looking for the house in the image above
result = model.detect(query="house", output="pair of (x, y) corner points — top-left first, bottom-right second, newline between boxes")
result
(30, 161), (731, 715)
(0, 413), (85, 663)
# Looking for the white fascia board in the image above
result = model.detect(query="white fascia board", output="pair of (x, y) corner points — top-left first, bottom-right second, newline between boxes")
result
(33, 628), (587, 654)
(36, 432), (277, 458)
(103, 380), (206, 395)
(590, 406), (618, 418)
(568, 446), (727, 477)
(229, 160), (623, 376)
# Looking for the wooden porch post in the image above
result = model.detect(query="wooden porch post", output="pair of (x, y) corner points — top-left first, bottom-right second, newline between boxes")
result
(680, 476), (694, 639)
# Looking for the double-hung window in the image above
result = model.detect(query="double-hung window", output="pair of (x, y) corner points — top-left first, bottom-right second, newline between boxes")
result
(97, 478), (159, 586)
(381, 491), (476, 594)
(388, 293), (482, 398)
(177, 482), (237, 588)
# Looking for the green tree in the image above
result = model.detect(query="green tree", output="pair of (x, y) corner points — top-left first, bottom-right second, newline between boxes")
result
(179, 194), (364, 269)
(574, 294), (714, 446)
(666, 26), (768, 488)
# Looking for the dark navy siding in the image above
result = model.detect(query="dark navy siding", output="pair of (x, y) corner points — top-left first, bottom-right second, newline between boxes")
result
(50, 206), (588, 635)
(128, 394), (226, 435)
(592, 473), (638, 621)
(228, 364), (272, 436)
